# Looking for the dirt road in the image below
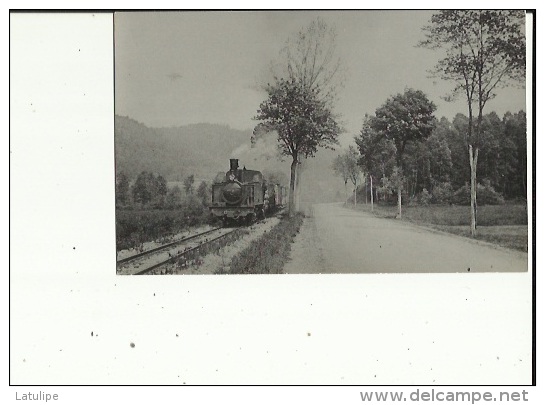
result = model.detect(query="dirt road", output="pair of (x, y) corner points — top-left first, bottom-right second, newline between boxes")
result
(285, 203), (528, 273)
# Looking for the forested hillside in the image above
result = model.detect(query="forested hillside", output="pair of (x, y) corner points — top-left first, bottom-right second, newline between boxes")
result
(114, 115), (251, 181)
(115, 115), (346, 203)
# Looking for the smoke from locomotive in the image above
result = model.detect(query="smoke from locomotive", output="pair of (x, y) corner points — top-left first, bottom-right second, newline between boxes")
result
(209, 159), (287, 225)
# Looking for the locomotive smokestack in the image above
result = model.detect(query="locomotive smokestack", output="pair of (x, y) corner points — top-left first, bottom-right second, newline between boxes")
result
(229, 159), (239, 171)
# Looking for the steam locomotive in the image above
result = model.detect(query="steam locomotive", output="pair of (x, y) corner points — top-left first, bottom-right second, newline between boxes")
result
(209, 159), (287, 225)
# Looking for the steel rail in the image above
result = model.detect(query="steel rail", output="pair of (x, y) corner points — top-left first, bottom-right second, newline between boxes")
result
(133, 228), (240, 275)
(116, 227), (222, 265)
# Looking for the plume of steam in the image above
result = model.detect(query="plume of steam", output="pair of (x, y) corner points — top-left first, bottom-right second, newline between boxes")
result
(228, 136), (289, 183)
(231, 144), (250, 158)
(230, 136), (279, 164)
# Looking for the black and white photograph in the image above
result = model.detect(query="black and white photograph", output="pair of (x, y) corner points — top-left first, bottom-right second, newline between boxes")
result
(9, 8), (538, 394)
(114, 11), (528, 276)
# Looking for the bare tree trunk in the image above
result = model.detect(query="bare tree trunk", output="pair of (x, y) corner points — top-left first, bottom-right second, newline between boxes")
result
(522, 160), (526, 197)
(414, 169), (418, 197)
(289, 157), (297, 217)
(469, 145), (479, 236)
(295, 161), (302, 212)
(370, 174), (374, 212)
(354, 178), (357, 206)
(365, 180), (368, 204)
(397, 187), (402, 218)
(344, 181), (348, 205)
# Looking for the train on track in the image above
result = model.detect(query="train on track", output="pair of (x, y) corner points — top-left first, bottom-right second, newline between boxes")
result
(209, 159), (287, 225)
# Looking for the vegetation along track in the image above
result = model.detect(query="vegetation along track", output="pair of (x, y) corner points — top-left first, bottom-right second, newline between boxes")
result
(116, 227), (221, 265)
(116, 227), (241, 275)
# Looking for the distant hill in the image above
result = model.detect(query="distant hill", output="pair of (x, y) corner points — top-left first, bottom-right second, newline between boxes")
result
(115, 115), (252, 181)
(115, 115), (346, 203)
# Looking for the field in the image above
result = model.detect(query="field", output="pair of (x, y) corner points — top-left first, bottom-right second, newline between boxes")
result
(351, 203), (529, 252)
(115, 209), (210, 251)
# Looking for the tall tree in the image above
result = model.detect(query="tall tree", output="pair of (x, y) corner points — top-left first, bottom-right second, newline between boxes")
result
(401, 121), (454, 197)
(332, 153), (350, 204)
(431, 117), (459, 187)
(131, 171), (168, 208)
(254, 79), (342, 215)
(419, 10), (525, 235)
(273, 17), (343, 102)
(478, 112), (505, 189)
(426, 127), (454, 188)
(450, 113), (472, 188)
(165, 185), (182, 209)
(332, 146), (360, 206)
(345, 146), (362, 206)
(115, 171), (130, 207)
(254, 18), (343, 216)
(503, 110), (527, 198)
(183, 174), (195, 195)
(369, 89), (437, 217)
(155, 174), (168, 208)
(132, 171), (155, 206)
(355, 115), (392, 211)
(196, 181), (210, 205)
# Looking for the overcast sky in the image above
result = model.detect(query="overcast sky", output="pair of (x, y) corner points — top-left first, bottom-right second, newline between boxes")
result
(114, 10), (527, 141)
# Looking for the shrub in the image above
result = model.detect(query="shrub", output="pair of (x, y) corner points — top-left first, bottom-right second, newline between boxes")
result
(408, 194), (419, 207)
(419, 188), (432, 206)
(451, 181), (505, 205)
(431, 182), (454, 204)
(183, 194), (206, 220)
(479, 180), (505, 205)
(224, 214), (304, 274)
(116, 202), (210, 251)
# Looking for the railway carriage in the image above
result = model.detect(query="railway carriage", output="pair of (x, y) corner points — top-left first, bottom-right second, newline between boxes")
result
(209, 159), (285, 225)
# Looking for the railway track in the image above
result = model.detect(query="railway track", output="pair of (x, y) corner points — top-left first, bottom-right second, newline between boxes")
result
(116, 227), (222, 265)
(116, 227), (242, 275)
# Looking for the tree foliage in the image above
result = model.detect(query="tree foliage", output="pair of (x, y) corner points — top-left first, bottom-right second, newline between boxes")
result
(503, 110), (527, 197)
(155, 174), (167, 207)
(332, 146), (360, 187)
(196, 181), (210, 205)
(332, 153), (350, 187)
(419, 11), (525, 131)
(254, 79), (342, 160)
(418, 10), (525, 234)
(371, 88), (437, 166)
(355, 110), (526, 206)
(254, 79), (342, 215)
(132, 171), (155, 206)
(274, 17), (343, 101)
(356, 116), (397, 176)
(183, 174), (195, 195)
(131, 171), (168, 208)
(363, 89), (436, 217)
(253, 18), (344, 215)
(165, 185), (182, 209)
(115, 171), (130, 207)
(332, 146), (362, 204)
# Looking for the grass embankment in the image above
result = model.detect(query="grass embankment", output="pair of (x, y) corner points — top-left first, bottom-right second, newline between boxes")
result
(218, 214), (305, 274)
(116, 209), (209, 251)
(351, 203), (528, 252)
